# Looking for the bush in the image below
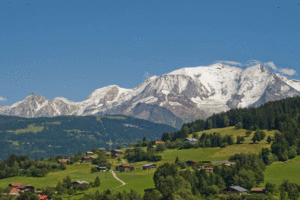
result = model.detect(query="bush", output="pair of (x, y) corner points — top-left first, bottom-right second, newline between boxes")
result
(235, 122), (243, 129)
(220, 143), (228, 148)
(59, 163), (66, 170)
(245, 130), (252, 137)
(178, 161), (187, 169)
(156, 144), (167, 152)
(75, 183), (89, 191)
(67, 188), (75, 195)
(265, 182), (277, 194)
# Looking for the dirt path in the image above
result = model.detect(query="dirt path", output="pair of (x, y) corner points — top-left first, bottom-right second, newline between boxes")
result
(110, 170), (126, 187)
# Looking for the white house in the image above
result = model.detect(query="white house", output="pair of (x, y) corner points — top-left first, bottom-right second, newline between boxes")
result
(183, 138), (198, 144)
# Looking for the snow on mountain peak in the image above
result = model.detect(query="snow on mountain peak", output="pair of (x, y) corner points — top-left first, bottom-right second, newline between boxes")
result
(1, 61), (300, 129)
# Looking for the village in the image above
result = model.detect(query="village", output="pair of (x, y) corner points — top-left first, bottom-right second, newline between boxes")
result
(1, 138), (270, 199)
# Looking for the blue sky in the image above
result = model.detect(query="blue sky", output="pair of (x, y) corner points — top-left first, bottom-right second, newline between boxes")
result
(1, 0), (300, 106)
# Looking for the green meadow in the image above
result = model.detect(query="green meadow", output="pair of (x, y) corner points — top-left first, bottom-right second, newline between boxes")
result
(260, 155), (300, 188)
(0, 126), (292, 200)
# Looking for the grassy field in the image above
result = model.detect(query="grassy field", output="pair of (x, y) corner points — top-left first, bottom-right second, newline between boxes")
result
(260, 155), (300, 188)
(0, 163), (122, 199)
(193, 126), (276, 144)
(0, 126), (281, 199)
(113, 169), (156, 195)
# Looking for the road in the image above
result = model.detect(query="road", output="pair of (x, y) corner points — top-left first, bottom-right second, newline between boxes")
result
(110, 170), (126, 187)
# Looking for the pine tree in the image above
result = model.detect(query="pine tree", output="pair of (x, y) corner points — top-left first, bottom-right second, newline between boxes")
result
(94, 176), (101, 187)
(175, 156), (179, 164)
(252, 135), (257, 144)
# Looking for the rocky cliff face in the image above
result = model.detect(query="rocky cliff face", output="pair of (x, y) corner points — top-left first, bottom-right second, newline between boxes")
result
(1, 63), (300, 129)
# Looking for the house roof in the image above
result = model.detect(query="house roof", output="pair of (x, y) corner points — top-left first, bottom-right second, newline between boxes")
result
(58, 159), (69, 162)
(184, 138), (198, 142)
(155, 141), (165, 144)
(73, 181), (89, 184)
(186, 160), (197, 163)
(142, 164), (155, 167)
(10, 183), (23, 187)
(9, 188), (20, 194)
(86, 151), (94, 154)
(120, 164), (131, 168)
(230, 186), (248, 192)
(39, 195), (50, 200)
(251, 188), (265, 192)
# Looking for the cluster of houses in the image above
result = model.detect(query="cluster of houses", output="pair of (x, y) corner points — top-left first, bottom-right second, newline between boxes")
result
(111, 149), (124, 159)
(3, 183), (51, 199)
(3, 181), (92, 198)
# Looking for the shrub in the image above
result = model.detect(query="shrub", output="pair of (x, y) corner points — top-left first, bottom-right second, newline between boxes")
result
(220, 143), (228, 148)
(245, 130), (252, 137)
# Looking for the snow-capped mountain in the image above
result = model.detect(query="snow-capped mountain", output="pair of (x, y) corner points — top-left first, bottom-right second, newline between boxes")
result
(1, 63), (300, 129)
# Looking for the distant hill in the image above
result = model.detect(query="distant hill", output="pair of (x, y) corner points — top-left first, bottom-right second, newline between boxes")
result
(0, 115), (178, 161)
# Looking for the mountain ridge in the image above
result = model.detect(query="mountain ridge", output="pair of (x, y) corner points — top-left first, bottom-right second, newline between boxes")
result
(1, 62), (300, 129)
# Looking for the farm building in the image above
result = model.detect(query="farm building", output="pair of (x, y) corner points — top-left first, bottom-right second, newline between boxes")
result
(86, 151), (94, 155)
(183, 138), (198, 144)
(7, 188), (20, 196)
(38, 195), (52, 200)
(186, 160), (197, 166)
(221, 186), (248, 195)
(198, 164), (214, 172)
(155, 141), (165, 145)
(97, 167), (107, 172)
(81, 156), (94, 162)
(58, 159), (70, 163)
(250, 188), (267, 194)
(111, 149), (123, 155)
(9, 183), (24, 187)
(72, 181), (89, 188)
(119, 164), (131, 172)
(142, 164), (157, 170)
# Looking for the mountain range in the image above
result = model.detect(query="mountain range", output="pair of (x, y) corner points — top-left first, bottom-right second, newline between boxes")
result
(1, 63), (300, 129)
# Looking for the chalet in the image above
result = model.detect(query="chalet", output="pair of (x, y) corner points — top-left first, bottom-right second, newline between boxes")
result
(8, 188), (20, 195)
(9, 183), (24, 187)
(35, 188), (42, 194)
(198, 164), (214, 172)
(111, 149), (123, 155)
(155, 141), (165, 145)
(81, 156), (94, 162)
(142, 164), (157, 170)
(225, 163), (235, 167)
(72, 181), (89, 188)
(99, 148), (106, 152)
(183, 138), (198, 144)
(86, 151), (94, 155)
(97, 167), (107, 172)
(186, 160), (197, 166)
(221, 186), (248, 195)
(58, 159), (70, 164)
(39, 194), (52, 200)
(250, 188), (267, 194)
(119, 164), (131, 172)
(17, 185), (35, 193)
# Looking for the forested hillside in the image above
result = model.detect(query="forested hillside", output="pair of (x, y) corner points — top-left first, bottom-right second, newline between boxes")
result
(161, 96), (300, 162)
(0, 115), (178, 161)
